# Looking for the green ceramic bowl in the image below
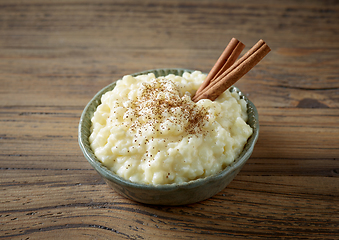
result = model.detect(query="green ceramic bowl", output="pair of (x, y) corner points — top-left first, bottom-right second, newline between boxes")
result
(78, 68), (259, 205)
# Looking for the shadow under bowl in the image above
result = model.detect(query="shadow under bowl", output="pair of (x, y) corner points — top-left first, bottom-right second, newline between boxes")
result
(78, 68), (259, 205)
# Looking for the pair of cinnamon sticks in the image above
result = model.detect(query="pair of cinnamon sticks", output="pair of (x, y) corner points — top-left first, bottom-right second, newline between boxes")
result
(192, 38), (270, 102)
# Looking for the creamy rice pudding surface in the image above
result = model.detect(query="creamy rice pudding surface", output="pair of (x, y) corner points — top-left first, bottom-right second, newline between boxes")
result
(89, 71), (253, 185)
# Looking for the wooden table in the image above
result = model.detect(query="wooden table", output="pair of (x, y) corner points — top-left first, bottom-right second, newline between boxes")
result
(1, 0), (338, 239)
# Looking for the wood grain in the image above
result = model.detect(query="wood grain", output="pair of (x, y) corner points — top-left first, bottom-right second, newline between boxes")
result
(1, 0), (338, 239)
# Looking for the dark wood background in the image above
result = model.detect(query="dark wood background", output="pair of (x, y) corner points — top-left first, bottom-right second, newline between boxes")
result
(1, 0), (338, 239)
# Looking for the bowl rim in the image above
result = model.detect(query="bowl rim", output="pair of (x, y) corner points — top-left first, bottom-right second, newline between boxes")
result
(78, 68), (259, 191)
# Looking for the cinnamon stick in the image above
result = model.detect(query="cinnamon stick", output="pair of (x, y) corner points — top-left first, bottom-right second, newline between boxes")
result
(195, 38), (245, 95)
(193, 39), (270, 102)
(195, 40), (266, 99)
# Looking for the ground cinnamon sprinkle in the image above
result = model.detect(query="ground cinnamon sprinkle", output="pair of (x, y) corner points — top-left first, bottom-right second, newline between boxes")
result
(130, 77), (208, 135)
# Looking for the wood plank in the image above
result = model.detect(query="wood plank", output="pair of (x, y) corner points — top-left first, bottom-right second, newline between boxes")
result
(1, 172), (338, 239)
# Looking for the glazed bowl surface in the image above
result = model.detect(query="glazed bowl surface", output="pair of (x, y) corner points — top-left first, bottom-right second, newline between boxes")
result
(78, 68), (259, 205)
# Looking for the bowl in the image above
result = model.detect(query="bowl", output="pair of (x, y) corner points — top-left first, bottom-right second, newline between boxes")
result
(78, 68), (259, 205)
